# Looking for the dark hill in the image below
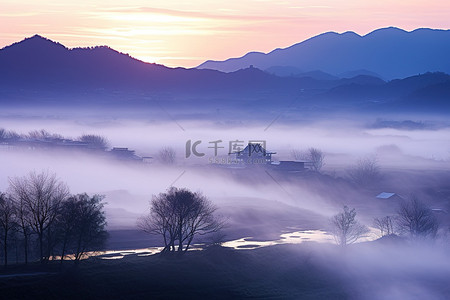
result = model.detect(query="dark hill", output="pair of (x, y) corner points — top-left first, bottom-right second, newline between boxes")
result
(0, 35), (449, 113)
(198, 27), (450, 80)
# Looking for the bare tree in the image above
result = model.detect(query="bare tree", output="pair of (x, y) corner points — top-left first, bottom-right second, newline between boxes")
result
(56, 197), (78, 263)
(396, 197), (438, 239)
(11, 192), (32, 264)
(308, 148), (325, 172)
(292, 148), (325, 172)
(78, 134), (109, 150)
(57, 194), (108, 263)
(3, 130), (20, 141)
(208, 231), (227, 247)
(330, 205), (369, 246)
(158, 146), (176, 164)
(0, 193), (16, 266)
(138, 198), (176, 252)
(0, 128), (5, 141)
(27, 129), (63, 141)
(138, 187), (223, 254)
(291, 149), (309, 161)
(373, 216), (395, 237)
(9, 171), (69, 262)
(347, 156), (381, 187)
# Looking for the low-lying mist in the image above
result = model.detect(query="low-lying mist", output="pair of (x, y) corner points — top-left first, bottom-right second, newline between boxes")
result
(1, 114), (449, 234)
(1, 112), (450, 164)
(1, 108), (450, 300)
(0, 149), (335, 229)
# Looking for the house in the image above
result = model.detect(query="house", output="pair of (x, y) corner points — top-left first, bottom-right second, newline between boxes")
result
(431, 208), (448, 214)
(142, 156), (154, 163)
(375, 192), (403, 201)
(271, 161), (305, 172)
(230, 142), (276, 165)
(0, 142), (16, 151)
(56, 139), (90, 150)
(109, 147), (142, 161)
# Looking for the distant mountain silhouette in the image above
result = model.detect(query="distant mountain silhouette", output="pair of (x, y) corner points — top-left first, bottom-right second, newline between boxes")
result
(295, 70), (339, 81)
(338, 69), (383, 80)
(314, 72), (450, 111)
(264, 67), (339, 81)
(197, 27), (450, 80)
(0, 35), (307, 97)
(0, 36), (384, 101)
(0, 35), (449, 113)
(0, 35), (167, 89)
(264, 66), (304, 77)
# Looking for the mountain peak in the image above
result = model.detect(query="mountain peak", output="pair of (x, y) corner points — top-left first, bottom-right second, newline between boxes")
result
(198, 27), (450, 79)
(1, 34), (67, 52)
(23, 34), (66, 48)
(29, 34), (46, 40)
(364, 26), (408, 37)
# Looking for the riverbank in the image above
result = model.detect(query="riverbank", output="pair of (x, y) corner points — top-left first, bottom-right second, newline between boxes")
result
(1, 240), (449, 300)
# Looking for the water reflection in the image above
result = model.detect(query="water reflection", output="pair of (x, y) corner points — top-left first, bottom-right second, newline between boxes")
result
(222, 229), (335, 250)
(99, 247), (163, 260)
(94, 228), (377, 260)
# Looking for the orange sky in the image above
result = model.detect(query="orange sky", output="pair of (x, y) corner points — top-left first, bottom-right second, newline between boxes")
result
(1, 0), (449, 67)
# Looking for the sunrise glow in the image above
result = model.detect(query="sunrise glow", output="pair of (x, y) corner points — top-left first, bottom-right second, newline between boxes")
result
(1, 0), (449, 67)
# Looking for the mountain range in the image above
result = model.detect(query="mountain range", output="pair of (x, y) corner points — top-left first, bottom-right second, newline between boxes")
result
(0, 35), (311, 96)
(0, 32), (449, 114)
(198, 27), (450, 80)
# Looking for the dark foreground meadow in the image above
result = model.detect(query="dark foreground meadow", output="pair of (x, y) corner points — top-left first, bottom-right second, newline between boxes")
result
(0, 247), (349, 299)
(1, 239), (449, 300)
(0, 244), (345, 300)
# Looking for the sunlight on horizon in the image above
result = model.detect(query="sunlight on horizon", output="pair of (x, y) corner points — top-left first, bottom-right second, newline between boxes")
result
(1, 0), (449, 67)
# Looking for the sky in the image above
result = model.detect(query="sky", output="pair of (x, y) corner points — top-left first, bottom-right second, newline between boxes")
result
(1, 0), (449, 68)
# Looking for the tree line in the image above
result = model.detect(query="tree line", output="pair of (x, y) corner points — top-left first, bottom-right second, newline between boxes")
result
(330, 197), (441, 247)
(0, 171), (107, 266)
(1, 165), (442, 267)
(291, 147), (381, 189)
(0, 128), (109, 150)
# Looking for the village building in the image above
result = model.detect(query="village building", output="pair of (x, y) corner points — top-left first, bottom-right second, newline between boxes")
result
(229, 142), (276, 165)
(375, 192), (403, 201)
(271, 161), (306, 172)
(110, 147), (142, 161)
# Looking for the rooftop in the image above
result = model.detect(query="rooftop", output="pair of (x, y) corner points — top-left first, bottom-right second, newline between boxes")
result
(376, 192), (396, 199)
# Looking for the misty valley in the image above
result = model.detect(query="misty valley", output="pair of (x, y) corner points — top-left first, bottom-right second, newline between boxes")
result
(1, 31), (450, 300)
(0, 112), (449, 299)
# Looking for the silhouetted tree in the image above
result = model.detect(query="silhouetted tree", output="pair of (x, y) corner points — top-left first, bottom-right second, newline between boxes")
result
(78, 134), (109, 150)
(208, 231), (227, 247)
(373, 216), (396, 237)
(330, 205), (369, 246)
(396, 197), (438, 239)
(9, 171), (69, 262)
(56, 194), (108, 263)
(27, 129), (63, 141)
(308, 148), (325, 172)
(0, 128), (5, 141)
(158, 147), (176, 164)
(347, 157), (381, 187)
(4, 130), (20, 141)
(57, 197), (78, 263)
(10, 191), (32, 264)
(292, 147), (325, 172)
(0, 193), (16, 266)
(138, 187), (223, 254)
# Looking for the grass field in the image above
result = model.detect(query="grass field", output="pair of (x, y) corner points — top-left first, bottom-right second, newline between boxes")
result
(1, 239), (449, 299)
(0, 244), (348, 300)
